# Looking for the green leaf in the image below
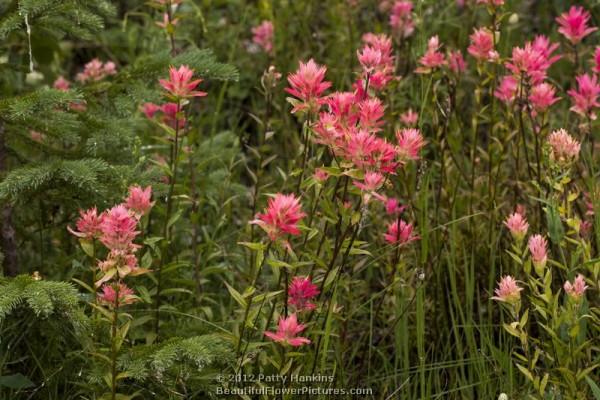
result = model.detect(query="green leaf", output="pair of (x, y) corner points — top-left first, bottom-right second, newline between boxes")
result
(586, 376), (600, 400)
(224, 282), (246, 308)
(0, 374), (34, 389)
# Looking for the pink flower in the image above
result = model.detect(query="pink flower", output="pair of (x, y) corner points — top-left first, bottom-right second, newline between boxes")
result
(76, 59), (117, 83)
(383, 197), (406, 216)
(156, 13), (178, 29)
(285, 59), (332, 114)
(396, 128), (426, 161)
(250, 193), (306, 241)
(400, 109), (418, 126)
(556, 6), (597, 45)
(159, 102), (186, 129)
(251, 20), (274, 54)
(504, 212), (529, 242)
(389, 1), (415, 39)
(467, 28), (497, 62)
(353, 171), (385, 196)
(142, 102), (160, 119)
(415, 36), (446, 74)
(494, 75), (519, 104)
(313, 168), (329, 182)
(99, 205), (140, 251)
(505, 41), (558, 85)
(448, 50), (466, 74)
(529, 82), (560, 112)
(98, 282), (137, 306)
(592, 47), (600, 73)
(288, 276), (320, 311)
(357, 46), (383, 74)
(264, 314), (311, 346)
(53, 76), (70, 91)
(384, 219), (419, 245)
(567, 73), (600, 119)
(477, 0), (504, 5)
(159, 65), (207, 99)
(491, 275), (522, 303)
(359, 34), (395, 91)
(68, 207), (104, 239)
(124, 186), (154, 218)
(564, 274), (589, 300)
(547, 128), (580, 164)
(528, 234), (548, 271)
(358, 98), (385, 132)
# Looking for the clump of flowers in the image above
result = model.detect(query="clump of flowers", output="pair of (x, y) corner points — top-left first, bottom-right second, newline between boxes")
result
(491, 275), (522, 304)
(250, 193), (306, 245)
(264, 314), (311, 346)
(288, 276), (320, 311)
(467, 28), (498, 62)
(159, 65), (207, 99)
(76, 59), (117, 83)
(389, 0), (414, 40)
(504, 212), (529, 243)
(285, 59), (332, 115)
(547, 128), (581, 164)
(396, 128), (426, 161)
(251, 20), (274, 54)
(556, 6), (597, 45)
(528, 234), (548, 276)
(384, 219), (419, 246)
(563, 274), (589, 302)
(415, 36), (446, 74)
(567, 73), (600, 119)
(98, 282), (137, 307)
(68, 208), (104, 239)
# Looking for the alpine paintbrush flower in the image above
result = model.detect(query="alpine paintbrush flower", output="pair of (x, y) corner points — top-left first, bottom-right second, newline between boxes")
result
(124, 186), (154, 219)
(563, 274), (589, 301)
(467, 28), (497, 62)
(528, 82), (560, 113)
(53, 76), (70, 91)
(593, 47), (600, 73)
(556, 6), (597, 45)
(98, 282), (137, 306)
(389, 0), (414, 40)
(567, 73), (600, 119)
(68, 207), (104, 239)
(288, 276), (320, 311)
(528, 234), (548, 275)
(547, 129), (580, 164)
(264, 314), (311, 346)
(251, 20), (274, 54)
(415, 36), (446, 74)
(491, 275), (522, 304)
(159, 65), (207, 99)
(396, 128), (426, 161)
(250, 193), (306, 242)
(99, 205), (140, 252)
(357, 46), (383, 74)
(76, 59), (117, 83)
(400, 109), (418, 126)
(494, 76), (519, 104)
(448, 50), (466, 74)
(504, 212), (529, 242)
(384, 219), (419, 245)
(285, 59), (331, 115)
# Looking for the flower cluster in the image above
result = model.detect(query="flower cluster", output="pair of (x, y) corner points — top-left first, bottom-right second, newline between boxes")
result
(547, 128), (581, 164)
(389, 1), (415, 40)
(68, 185), (154, 305)
(76, 59), (117, 83)
(285, 59), (332, 115)
(556, 6), (597, 45)
(250, 193), (306, 245)
(357, 34), (396, 91)
(251, 20), (274, 54)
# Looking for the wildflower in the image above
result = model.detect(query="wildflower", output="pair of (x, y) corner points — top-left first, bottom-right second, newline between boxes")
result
(159, 102), (186, 129)
(384, 219), (419, 245)
(314, 168), (329, 183)
(251, 20), (274, 54)
(547, 128), (580, 164)
(400, 109), (418, 126)
(124, 186), (154, 218)
(250, 193), (306, 242)
(358, 98), (385, 132)
(467, 28), (497, 62)
(156, 13), (178, 29)
(353, 171), (385, 202)
(567, 73), (600, 119)
(491, 275), (522, 303)
(592, 47), (600, 73)
(357, 46), (383, 74)
(68, 207), (104, 239)
(286, 59), (331, 114)
(389, 1), (415, 39)
(504, 212), (529, 242)
(99, 205), (140, 252)
(142, 102), (160, 119)
(564, 274), (588, 301)
(383, 197), (406, 215)
(529, 82), (560, 113)
(264, 314), (311, 346)
(76, 59), (117, 83)
(477, 0), (504, 5)
(360, 34), (395, 90)
(415, 36), (446, 73)
(159, 65), (207, 99)
(528, 234), (548, 274)
(448, 50), (466, 74)
(53, 76), (70, 91)
(98, 282), (137, 306)
(494, 75), (519, 104)
(556, 6), (597, 45)
(288, 276), (320, 311)
(506, 43), (556, 85)
(396, 128), (426, 161)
